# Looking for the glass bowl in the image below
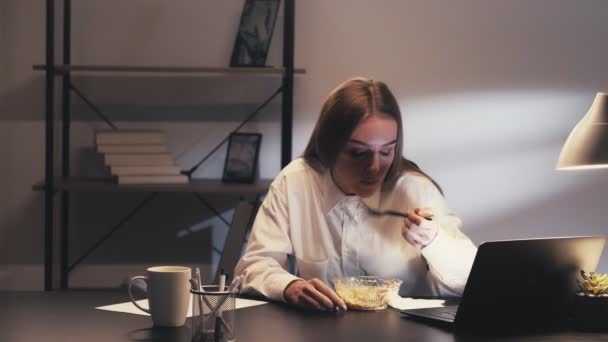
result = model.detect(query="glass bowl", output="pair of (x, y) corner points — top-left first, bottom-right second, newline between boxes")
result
(332, 276), (402, 311)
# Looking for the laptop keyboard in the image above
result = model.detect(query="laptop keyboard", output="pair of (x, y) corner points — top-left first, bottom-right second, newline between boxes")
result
(426, 308), (457, 320)
(402, 305), (458, 321)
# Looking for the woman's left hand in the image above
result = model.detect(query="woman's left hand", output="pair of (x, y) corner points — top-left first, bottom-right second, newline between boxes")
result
(402, 208), (438, 250)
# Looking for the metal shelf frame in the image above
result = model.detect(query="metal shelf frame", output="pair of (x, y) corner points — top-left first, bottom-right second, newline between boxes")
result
(40, 0), (298, 290)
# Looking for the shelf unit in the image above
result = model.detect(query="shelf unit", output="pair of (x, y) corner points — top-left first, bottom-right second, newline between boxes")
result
(34, 178), (273, 194)
(37, 0), (303, 290)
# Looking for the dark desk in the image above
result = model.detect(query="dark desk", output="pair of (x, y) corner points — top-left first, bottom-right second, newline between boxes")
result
(1, 291), (606, 342)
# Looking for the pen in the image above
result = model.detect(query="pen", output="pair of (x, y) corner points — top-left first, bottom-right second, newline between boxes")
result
(218, 269), (226, 292)
(208, 275), (243, 318)
(216, 270), (226, 319)
(195, 268), (204, 316)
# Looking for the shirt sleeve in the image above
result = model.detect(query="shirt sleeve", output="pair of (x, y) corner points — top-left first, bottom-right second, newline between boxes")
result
(405, 175), (477, 296)
(233, 176), (301, 302)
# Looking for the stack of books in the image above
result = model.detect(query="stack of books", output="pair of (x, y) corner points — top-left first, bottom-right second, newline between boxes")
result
(96, 130), (188, 184)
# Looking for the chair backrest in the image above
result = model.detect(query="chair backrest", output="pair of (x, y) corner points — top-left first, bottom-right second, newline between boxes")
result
(215, 201), (255, 283)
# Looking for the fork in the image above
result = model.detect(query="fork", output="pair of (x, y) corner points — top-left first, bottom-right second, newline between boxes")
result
(366, 207), (433, 221)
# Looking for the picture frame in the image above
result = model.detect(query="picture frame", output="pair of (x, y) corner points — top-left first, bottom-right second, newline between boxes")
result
(230, 0), (281, 67)
(222, 132), (262, 183)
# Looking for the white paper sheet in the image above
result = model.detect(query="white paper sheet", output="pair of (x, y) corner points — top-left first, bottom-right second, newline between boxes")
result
(388, 296), (446, 311)
(96, 297), (268, 317)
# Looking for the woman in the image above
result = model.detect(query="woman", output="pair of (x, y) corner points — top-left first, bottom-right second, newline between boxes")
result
(234, 77), (477, 311)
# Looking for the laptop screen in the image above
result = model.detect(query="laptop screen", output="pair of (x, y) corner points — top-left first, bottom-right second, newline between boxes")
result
(454, 236), (605, 331)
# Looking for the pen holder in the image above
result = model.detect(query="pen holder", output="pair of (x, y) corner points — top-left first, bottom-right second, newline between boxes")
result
(191, 285), (237, 342)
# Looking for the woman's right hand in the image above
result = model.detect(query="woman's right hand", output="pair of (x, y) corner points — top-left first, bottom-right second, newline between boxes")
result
(402, 208), (438, 251)
(283, 278), (348, 311)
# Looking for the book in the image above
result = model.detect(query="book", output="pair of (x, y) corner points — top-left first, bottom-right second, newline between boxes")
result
(95, 131), (166, 145)
(110, 165), (182, 176)
(97, 144), (168, 154)
(118, 175), (189, 184)
(104, 153), (175, 166)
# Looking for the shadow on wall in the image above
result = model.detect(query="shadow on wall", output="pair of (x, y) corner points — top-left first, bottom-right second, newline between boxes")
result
(0, 76), (44, 121)
(298, 0), (608, 101)
(0, 186), (44, 264)
(467, 176), (608, 271)
(67, 191), (247, 265)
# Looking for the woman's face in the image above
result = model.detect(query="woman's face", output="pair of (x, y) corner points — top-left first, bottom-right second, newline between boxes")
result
(332, 113), (398, 197)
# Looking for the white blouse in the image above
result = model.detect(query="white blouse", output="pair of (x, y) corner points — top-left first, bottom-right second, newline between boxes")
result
(234, 158), (477, 302)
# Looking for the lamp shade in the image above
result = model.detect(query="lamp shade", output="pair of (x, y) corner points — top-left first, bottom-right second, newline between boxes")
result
(557, 92), (608, 170)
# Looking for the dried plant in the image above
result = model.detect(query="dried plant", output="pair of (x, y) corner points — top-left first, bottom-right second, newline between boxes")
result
(577, 270), (608, 297)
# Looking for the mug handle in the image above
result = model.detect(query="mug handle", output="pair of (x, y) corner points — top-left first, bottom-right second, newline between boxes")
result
(128, 276), (151, 314)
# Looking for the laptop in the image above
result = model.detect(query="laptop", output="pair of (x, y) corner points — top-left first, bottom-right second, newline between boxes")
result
(401, 236), (606, 332)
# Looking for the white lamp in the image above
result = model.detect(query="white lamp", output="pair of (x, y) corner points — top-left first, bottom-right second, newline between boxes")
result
(557, 92), (608, 170)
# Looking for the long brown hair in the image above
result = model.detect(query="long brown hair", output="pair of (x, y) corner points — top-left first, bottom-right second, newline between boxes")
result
(302, 77), (443, 194)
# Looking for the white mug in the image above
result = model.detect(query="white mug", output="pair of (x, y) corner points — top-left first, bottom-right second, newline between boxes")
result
(128, 266), (192, 327)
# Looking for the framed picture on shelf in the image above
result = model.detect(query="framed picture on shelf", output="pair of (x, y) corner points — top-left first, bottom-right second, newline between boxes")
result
(230, 0), (281, 67)
(222, 132), (262, 183)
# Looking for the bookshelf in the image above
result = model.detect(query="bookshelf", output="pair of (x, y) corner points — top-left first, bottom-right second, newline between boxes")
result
(36, 0), (302, 290)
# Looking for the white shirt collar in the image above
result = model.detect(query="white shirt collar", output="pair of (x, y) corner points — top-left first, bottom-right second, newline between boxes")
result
(320, 167), (381, 215)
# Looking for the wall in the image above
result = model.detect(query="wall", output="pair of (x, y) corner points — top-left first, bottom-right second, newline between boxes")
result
(294, 0), (608, 268)
(0, 0), (606, 290)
